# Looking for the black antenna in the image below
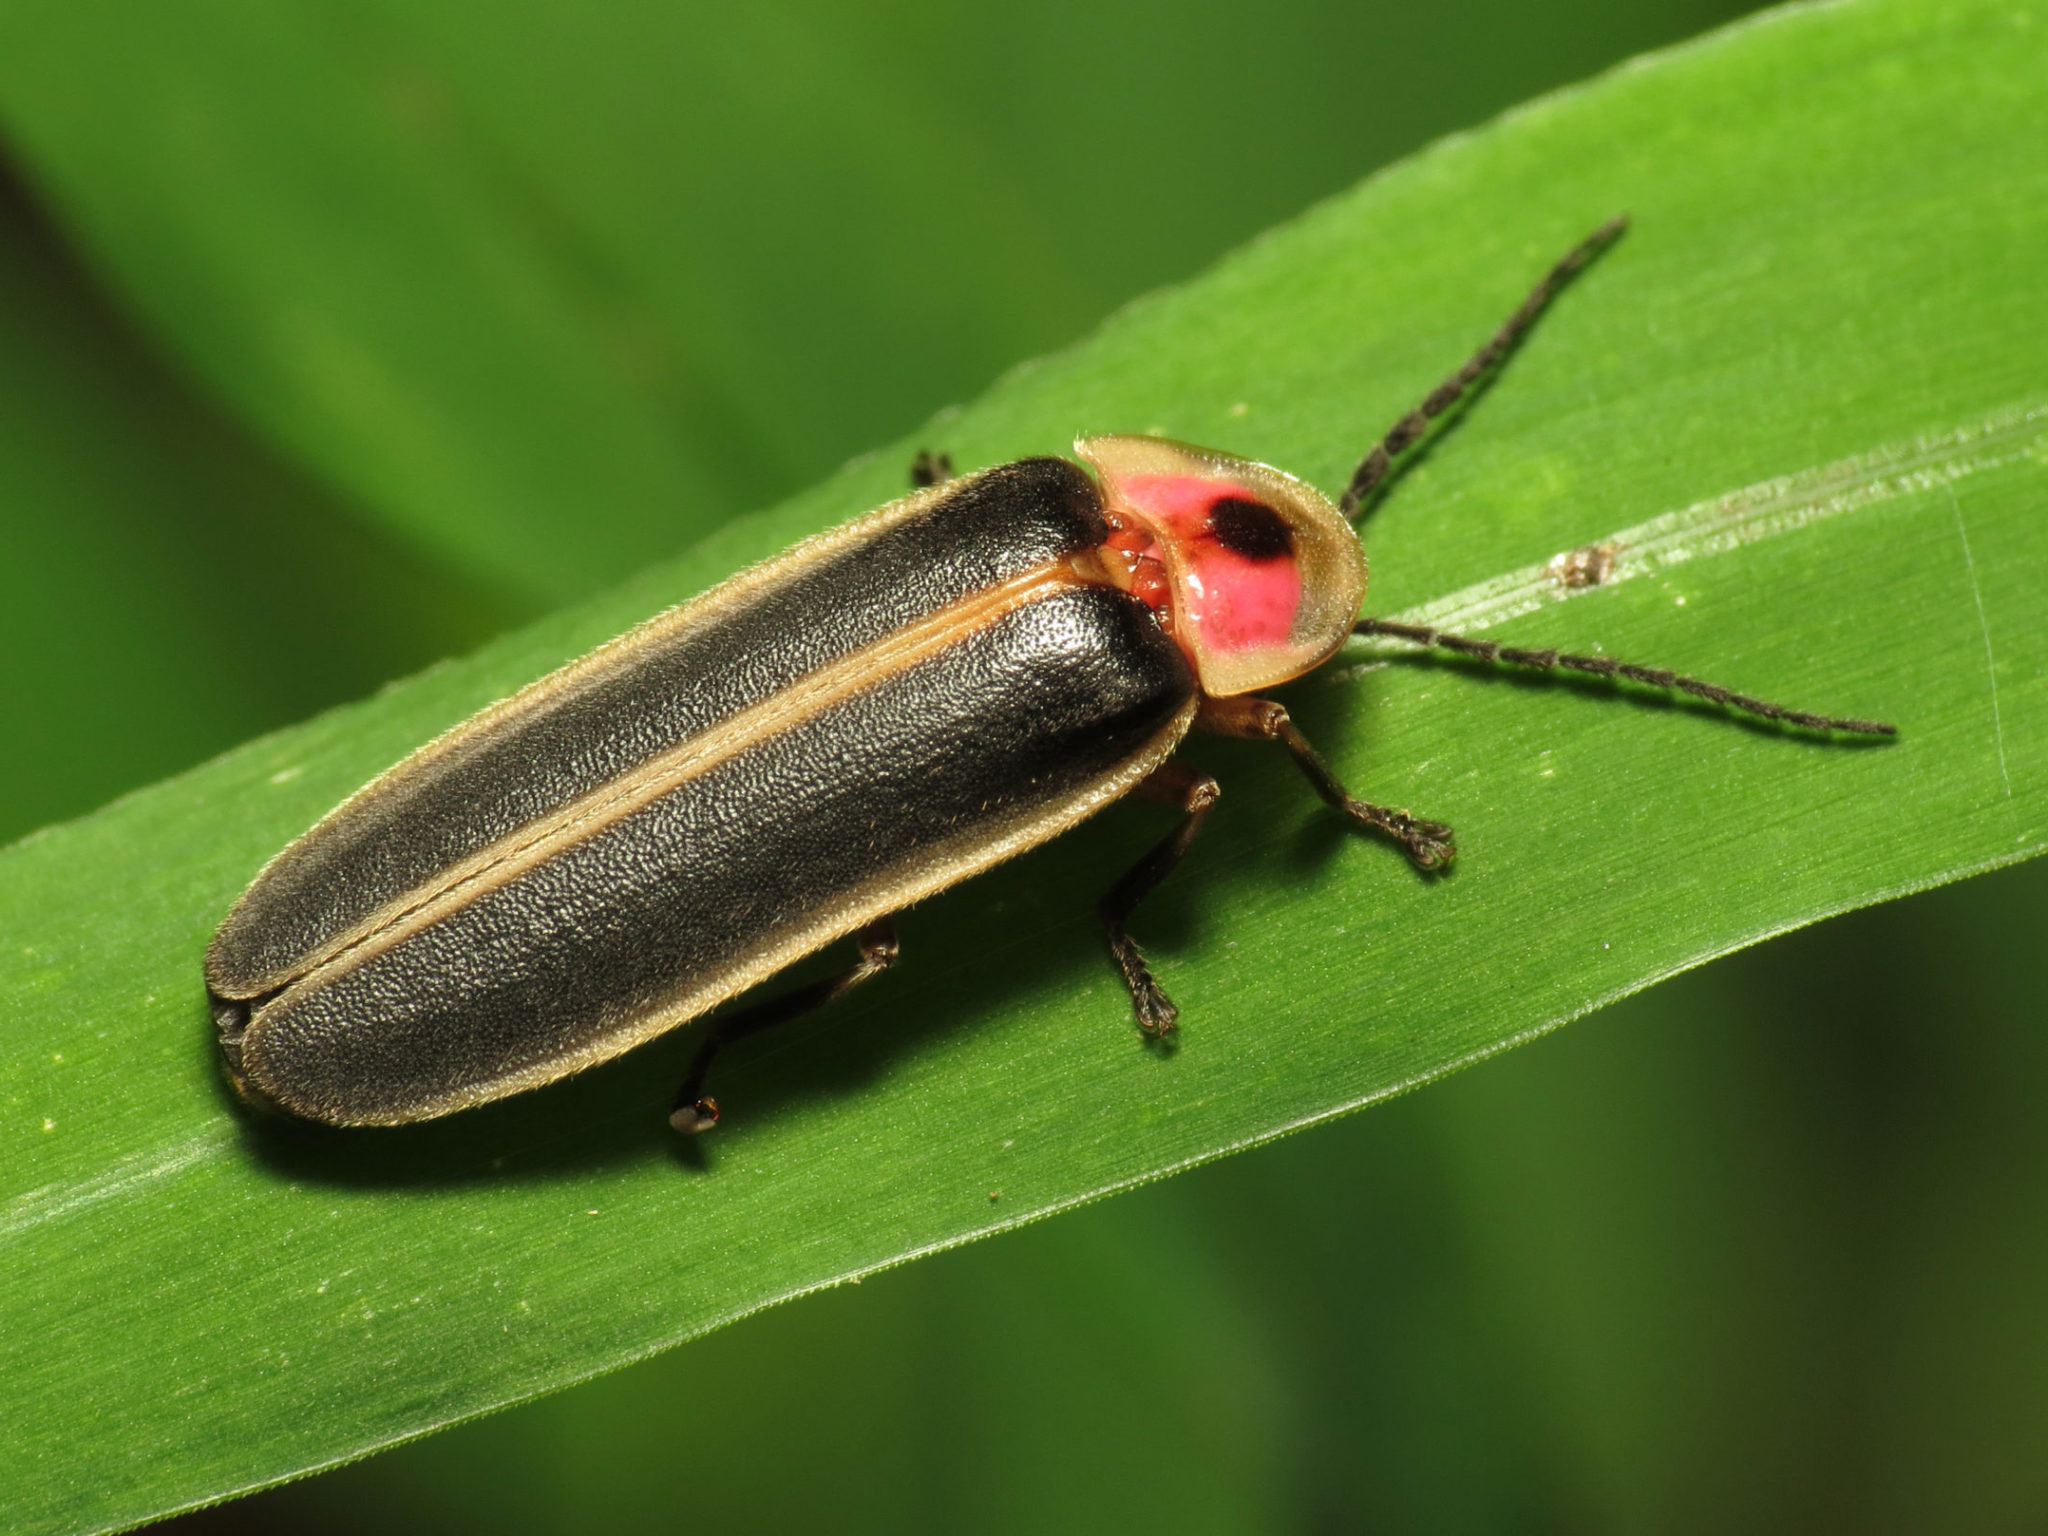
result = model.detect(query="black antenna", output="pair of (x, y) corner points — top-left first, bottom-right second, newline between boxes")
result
(1341, 215), (1628, 520)
(1342, 218), (1894, 738)
(1354, 617), (1896, 736)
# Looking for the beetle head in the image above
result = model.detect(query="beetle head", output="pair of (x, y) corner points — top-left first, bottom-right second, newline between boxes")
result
(1076, 435), (1366, 696)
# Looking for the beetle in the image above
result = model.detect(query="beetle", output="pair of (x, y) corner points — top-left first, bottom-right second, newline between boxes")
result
(205, 216), (1892, 1136)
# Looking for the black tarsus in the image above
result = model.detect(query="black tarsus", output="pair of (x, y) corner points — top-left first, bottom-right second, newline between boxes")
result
(1352, 617), (1897, 736)
(1341, 215), (1629, 520)
(1195, 695), (1456, 871)
(910, 449), (955, 488)
(669, 916), (901, 1134)
(1099, 762), (1222, 1038)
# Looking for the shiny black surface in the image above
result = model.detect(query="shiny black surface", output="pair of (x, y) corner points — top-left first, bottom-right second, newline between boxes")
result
(211, 458), (1107, 995)
(244, 585), (1193, 1121)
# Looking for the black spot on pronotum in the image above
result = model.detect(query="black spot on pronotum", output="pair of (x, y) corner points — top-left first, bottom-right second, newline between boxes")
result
(1207, 497), (1293, 561)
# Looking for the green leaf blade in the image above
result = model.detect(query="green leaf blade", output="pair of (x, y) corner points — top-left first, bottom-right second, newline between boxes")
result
(4, 0), (2046, 1531)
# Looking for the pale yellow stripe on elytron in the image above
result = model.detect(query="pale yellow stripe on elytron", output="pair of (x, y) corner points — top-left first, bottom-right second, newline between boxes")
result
(270, 563), (1097, 1003)
(307, 694), (1201, 1124)
(214, 472), (973, 995)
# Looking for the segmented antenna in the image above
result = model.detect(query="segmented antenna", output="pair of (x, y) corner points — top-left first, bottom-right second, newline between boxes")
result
(1341, 215), (1629, 520)
(1353, 617), (1896, 736)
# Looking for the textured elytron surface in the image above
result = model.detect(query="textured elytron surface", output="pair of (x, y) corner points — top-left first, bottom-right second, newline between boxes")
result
(243, 585), (1193, 1122)
(209, 458), (1108, 997)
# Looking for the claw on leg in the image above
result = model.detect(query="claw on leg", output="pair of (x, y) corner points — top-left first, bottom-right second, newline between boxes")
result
(1195, 694), (1456, 874)
(669, 1096), (720, 1135)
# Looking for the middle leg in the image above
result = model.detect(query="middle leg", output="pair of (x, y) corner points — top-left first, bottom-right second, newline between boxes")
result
(1100, 761), (1222, 1039)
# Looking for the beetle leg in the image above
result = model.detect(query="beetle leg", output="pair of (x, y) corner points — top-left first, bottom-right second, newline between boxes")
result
(1196, 695), (1456, 871)
(1340, 216), (1628, 521)
(909, 449), (955, 488)
(669, 916), (900, 1134)
(1100, 761), (1221, 1039)
(1352, 618), (1896, 736)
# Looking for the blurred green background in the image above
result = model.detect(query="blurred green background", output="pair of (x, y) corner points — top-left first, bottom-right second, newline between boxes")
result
(0, 0), (2039, 1530)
